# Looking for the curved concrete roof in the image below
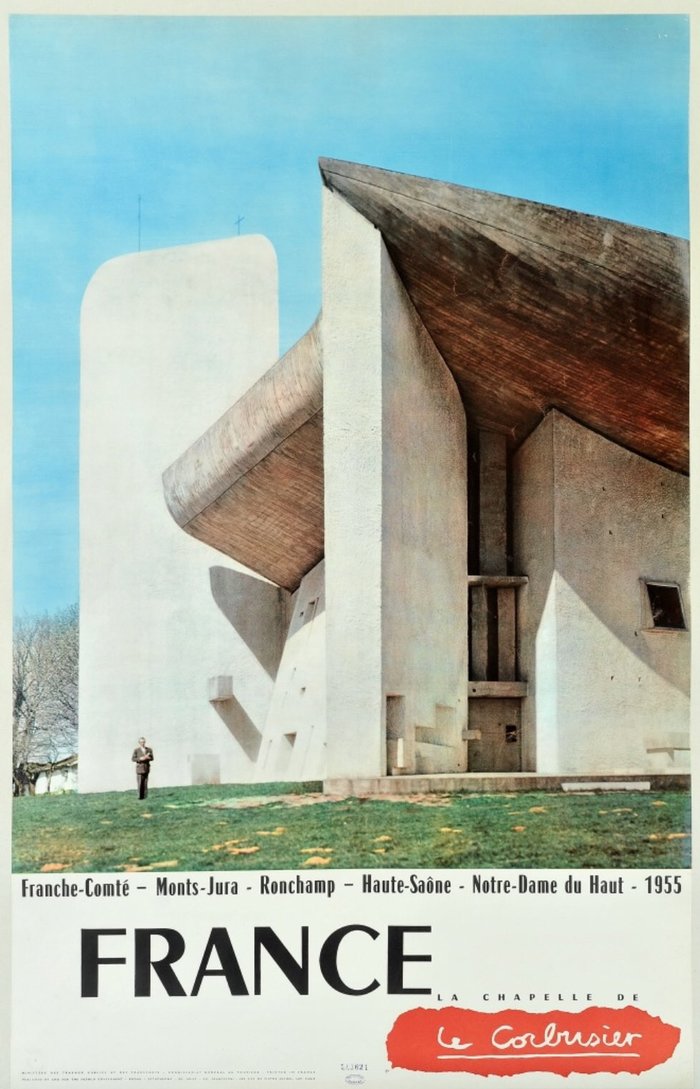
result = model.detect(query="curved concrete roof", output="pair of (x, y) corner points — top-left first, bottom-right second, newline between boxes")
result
(163, 318), (323, 591)
(164, 161), (688, 590)
(320, 159), (688, 475)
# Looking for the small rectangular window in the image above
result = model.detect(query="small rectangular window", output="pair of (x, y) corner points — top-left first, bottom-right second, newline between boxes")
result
(642, 581), (686, 631)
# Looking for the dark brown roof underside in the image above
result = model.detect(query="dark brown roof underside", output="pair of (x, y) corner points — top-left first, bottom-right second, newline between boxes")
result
(320, 159), (689, 474)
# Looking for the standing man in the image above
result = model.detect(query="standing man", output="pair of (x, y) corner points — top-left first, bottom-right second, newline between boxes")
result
(132, 737), (154, 799)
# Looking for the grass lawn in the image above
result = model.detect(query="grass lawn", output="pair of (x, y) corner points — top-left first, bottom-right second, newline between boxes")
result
(13, 781), (691, 873)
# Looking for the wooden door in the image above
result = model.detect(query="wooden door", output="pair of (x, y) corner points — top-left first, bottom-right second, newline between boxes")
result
(467, 698), (522, 772)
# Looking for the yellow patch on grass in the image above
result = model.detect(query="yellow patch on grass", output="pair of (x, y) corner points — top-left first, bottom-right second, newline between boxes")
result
(303, 856), (331, 866)
(121, 860), (179, 872)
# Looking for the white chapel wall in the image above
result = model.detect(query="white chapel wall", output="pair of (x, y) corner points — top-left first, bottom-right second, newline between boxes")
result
(322, 192), (385, 779)
(79, 237), (281, 792)
(322, 190), (468, 780)
(380, 248), (468, 775)
(514, 410), (689, 775)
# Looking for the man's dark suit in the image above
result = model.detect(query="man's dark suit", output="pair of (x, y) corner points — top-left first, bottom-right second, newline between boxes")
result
(132, 745), (154, 799)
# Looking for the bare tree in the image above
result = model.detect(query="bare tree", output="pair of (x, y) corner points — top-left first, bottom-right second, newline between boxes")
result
(13, 604), (78, 795)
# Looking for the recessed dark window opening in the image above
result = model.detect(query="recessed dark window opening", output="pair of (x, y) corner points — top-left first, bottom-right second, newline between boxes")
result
(645, 582), (686, 630)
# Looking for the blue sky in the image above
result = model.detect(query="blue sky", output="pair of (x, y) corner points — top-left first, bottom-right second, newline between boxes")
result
(10, 13), (689, 616)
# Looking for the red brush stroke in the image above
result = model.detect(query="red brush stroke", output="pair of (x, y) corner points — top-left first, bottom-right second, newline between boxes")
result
(386, 1005), (680, 1078)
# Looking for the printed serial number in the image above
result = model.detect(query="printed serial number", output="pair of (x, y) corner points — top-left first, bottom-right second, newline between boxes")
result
(644, 875), (682, 893)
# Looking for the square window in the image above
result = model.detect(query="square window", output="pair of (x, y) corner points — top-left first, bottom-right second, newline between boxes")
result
(642, 581), (686, 631)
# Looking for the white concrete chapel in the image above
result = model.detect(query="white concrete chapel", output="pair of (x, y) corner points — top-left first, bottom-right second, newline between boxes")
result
(79, 161), (689, 794)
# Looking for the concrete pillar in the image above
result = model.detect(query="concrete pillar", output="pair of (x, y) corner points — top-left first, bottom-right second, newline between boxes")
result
(322, 190), (468, 778)
(479, 429), (508, 574)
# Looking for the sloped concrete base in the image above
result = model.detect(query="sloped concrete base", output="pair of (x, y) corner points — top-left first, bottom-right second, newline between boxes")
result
(324, 772), (690, 796)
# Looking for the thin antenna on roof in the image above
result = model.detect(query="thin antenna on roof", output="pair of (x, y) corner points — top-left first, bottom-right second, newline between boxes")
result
(235, 215), (244, 236)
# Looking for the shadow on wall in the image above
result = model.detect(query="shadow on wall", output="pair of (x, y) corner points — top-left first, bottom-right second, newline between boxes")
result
(209, 565), (290, 678)
(552, 419), (689, 698)
(211, 692), (263, 763)
(515, 413), (690, 698)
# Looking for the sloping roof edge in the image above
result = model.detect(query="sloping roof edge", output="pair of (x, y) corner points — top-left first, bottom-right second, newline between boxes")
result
(319, 158), (689, 474)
